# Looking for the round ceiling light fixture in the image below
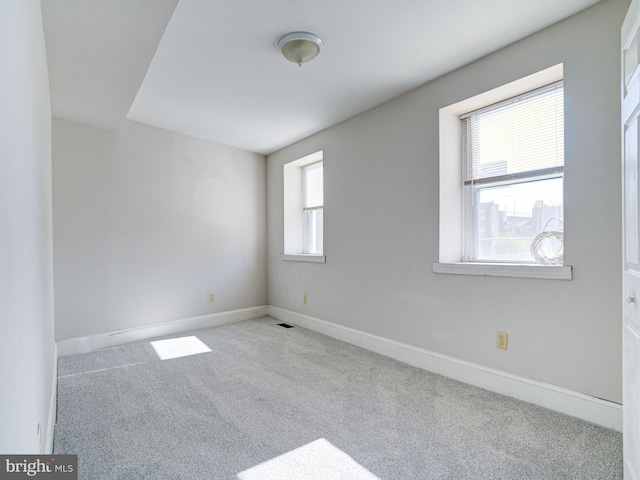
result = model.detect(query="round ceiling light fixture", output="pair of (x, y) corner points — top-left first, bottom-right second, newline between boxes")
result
(276, 31), (324, 67)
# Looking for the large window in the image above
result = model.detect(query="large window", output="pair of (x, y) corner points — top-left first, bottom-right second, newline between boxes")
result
(435, 64), (571, 279)
(461, 82), (564, 264)
(282, 151), (325, 262)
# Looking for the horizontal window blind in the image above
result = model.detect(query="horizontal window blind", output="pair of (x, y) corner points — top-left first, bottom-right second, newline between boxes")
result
(462, 82), (564, 186)
(303, 161), (323, 210)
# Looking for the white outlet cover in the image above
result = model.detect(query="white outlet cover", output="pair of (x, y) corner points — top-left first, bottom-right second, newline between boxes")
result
(150, 335), (211, 360)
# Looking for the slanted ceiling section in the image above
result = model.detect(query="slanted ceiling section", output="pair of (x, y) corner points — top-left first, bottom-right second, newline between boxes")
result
(41, 0), (602, 154)
(41, 0), (178, 132)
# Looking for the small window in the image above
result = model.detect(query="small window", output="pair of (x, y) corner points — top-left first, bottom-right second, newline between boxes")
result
(302, 161), (323, 254)
(283, 151), (325, 262)
(461, 82), (564, 264)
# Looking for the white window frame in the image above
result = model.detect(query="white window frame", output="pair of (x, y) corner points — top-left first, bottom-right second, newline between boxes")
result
(461, 81), (564, 263)
(302, 161), (323, 255)
(433, 64), (572, 280)
(282, 151), (325, 263)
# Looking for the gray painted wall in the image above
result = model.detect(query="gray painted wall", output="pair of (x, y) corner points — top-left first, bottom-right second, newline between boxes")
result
(53, 119), (267, 340)
(267, 0), (626, 403)
(0, 0), (56, 453)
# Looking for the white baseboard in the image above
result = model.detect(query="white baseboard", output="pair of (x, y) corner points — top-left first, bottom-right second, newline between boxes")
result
(44, 343), (57, 454)
(57, 306), (269, 357)
(268, 306), (622, 432)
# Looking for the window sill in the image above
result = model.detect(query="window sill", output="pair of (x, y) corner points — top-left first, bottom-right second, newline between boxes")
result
(282, 254), (326, 263)
(432, 262), (572, 280)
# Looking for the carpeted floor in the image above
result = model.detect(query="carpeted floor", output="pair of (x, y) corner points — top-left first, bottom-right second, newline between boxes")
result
(53, 317), (623, 479)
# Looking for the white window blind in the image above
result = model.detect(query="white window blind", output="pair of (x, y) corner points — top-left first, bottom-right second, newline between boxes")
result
(303, 162), (323, 209)
(462, 82), (564, 186)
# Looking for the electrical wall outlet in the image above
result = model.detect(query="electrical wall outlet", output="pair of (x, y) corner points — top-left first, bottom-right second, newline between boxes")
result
(497, 331), (508, 350)
(208, 292), (214, 302)
(303, 294), (308, 304)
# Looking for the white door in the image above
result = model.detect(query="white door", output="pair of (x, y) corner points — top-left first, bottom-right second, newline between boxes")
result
(623, 1), (640, 478)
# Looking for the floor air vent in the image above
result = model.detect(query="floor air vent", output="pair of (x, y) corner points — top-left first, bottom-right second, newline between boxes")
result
(277, 323), (294, 328)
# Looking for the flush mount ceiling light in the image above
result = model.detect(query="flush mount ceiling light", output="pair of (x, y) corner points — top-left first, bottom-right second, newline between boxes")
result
(277, 31), (324, 67)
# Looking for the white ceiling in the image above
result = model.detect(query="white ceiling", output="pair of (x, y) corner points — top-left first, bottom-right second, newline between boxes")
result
(41, 0), (179, 132)
(42, 0), (602, 155)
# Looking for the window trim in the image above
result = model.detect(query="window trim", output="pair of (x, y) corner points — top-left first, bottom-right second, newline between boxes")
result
(281, 254), (326, 263)
(432, 262), (572, 280)
(435, 64), (571, 279)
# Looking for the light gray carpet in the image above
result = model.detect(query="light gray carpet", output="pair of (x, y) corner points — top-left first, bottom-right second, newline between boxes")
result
(53, 317), (622, 479)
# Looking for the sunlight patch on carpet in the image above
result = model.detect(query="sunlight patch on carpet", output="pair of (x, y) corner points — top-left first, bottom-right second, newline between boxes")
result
(150, 336), (211, 360)
(237, 438), (380, 480)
